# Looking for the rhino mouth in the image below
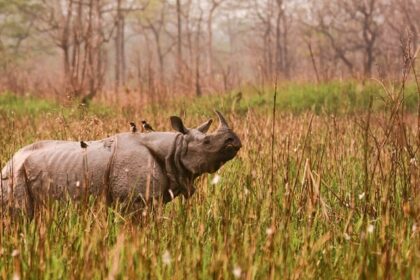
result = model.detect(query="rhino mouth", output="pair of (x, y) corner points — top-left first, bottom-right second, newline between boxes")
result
(205, 146), (239, 173)
(220, 143), (240, 161)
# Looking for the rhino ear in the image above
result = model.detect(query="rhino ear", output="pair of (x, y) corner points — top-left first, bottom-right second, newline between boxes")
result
(196, 119), (213, 133)
(170, 116), (188, 134)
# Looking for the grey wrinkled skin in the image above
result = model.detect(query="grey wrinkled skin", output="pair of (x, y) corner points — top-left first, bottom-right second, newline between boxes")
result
(1, 111), (241, 217)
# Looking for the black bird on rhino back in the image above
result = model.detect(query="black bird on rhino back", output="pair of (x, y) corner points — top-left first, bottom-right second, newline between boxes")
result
(1, 111), (242, 217)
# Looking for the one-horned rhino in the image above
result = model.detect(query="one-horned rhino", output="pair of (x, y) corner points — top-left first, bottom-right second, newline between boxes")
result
(1, 111), (241, 217)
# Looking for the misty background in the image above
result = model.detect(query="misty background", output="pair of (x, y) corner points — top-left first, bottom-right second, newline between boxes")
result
(0, 0), (419, 102)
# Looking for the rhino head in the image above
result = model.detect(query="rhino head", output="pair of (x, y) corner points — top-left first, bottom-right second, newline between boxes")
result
(170, 110), (242, 176)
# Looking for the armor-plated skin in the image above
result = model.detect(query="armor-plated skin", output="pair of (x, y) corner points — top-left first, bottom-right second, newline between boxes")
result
(1, 111), (241, 216)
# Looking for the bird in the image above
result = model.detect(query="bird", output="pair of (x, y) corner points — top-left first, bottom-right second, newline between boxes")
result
(141, 120), (155, 132)
(129, 122), (137, 133)
(80, 141), (88, 149)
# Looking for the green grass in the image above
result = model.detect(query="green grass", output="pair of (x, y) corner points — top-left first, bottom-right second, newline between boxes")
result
(0, 92), (115, 119)
(1, 80), (417, 120)
(0, 81), (419, 279)
(0, 92), (58, 115)
(172, 81), (418, 116)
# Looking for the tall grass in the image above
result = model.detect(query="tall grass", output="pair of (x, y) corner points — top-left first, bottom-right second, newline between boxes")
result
(0, 80), (419, 279)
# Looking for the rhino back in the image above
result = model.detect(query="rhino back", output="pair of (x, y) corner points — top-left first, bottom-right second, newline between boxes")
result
(2, 134), (171, 209)
(28, 139), (117, 201)
(1, 138), (116, 204)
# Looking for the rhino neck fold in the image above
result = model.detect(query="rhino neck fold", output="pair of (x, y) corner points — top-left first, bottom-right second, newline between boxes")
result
(137, 132), (180, 161)
(137, 132), (194, 200)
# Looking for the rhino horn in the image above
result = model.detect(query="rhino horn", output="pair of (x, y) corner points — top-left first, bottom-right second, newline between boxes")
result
(215, 110), (229, 131)
(196, 119), (213, 133)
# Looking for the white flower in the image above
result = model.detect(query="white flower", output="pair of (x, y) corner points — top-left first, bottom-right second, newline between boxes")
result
(266, 227), (274, 236)
(367, 224), (374, 233)
(12, 273), (20, 280)
(168, 189), (175, 200)
(162, 250), (171, 266)
(76, 181), (80, 187)
(11, 249), (19, 257)
(124, 168), (129, 173)
(412, 223), (417, 233)
(232, 265), (242, 279)
(358, 192), (365, 200)
(211, 174), (221, 185)
(410, 158), (417, 166)
(343, 233), (351, 241)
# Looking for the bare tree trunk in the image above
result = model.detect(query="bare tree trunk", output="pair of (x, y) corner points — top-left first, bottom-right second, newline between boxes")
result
(115, 0), (122, 92)
(71, 0), (83, 96)
(62, 0), (73, 79)
(207, 10), (214, 77)
(121, 16), (126, 86)
(361, 0), (377, 77)
(155, 32), (165, 83)
(195, 11), (203, 97)
(135, 50), (143, 96)
(264, 21), (273, 80)
(275, 0), (283, 76)
(80, 0), (93, 91)
(96, 0), (105, 99)
(282, 15), (290, 78)
(206, 0), (224, 77)
(176, 0), (183, 72)
(364, 44), (374, 77)
(306, 39), (320, 83)
(63, 46), (70, 78)
(86, 0), (94, 99)
(185, 1), (193, 69)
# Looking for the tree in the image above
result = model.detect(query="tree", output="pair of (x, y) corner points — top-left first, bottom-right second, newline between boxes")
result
(0, 0), (39, 67)
(246, 0), (293, 81)
(134, 0), (175, 82)
(114, 0), (148, 92)
(311, 0), (384, 77)
(206, 0), (225, 76)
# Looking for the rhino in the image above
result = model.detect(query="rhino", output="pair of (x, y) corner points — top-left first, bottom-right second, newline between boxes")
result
(1, 111), (241, 217)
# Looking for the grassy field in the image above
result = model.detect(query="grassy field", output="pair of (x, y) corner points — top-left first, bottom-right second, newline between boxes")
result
(0, 81), (419, 279)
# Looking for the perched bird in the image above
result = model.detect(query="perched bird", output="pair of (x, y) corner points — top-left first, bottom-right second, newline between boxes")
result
(80, 141), (88, 149)
(130, 122), (137, 133)
(141, 120), (155, 132)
